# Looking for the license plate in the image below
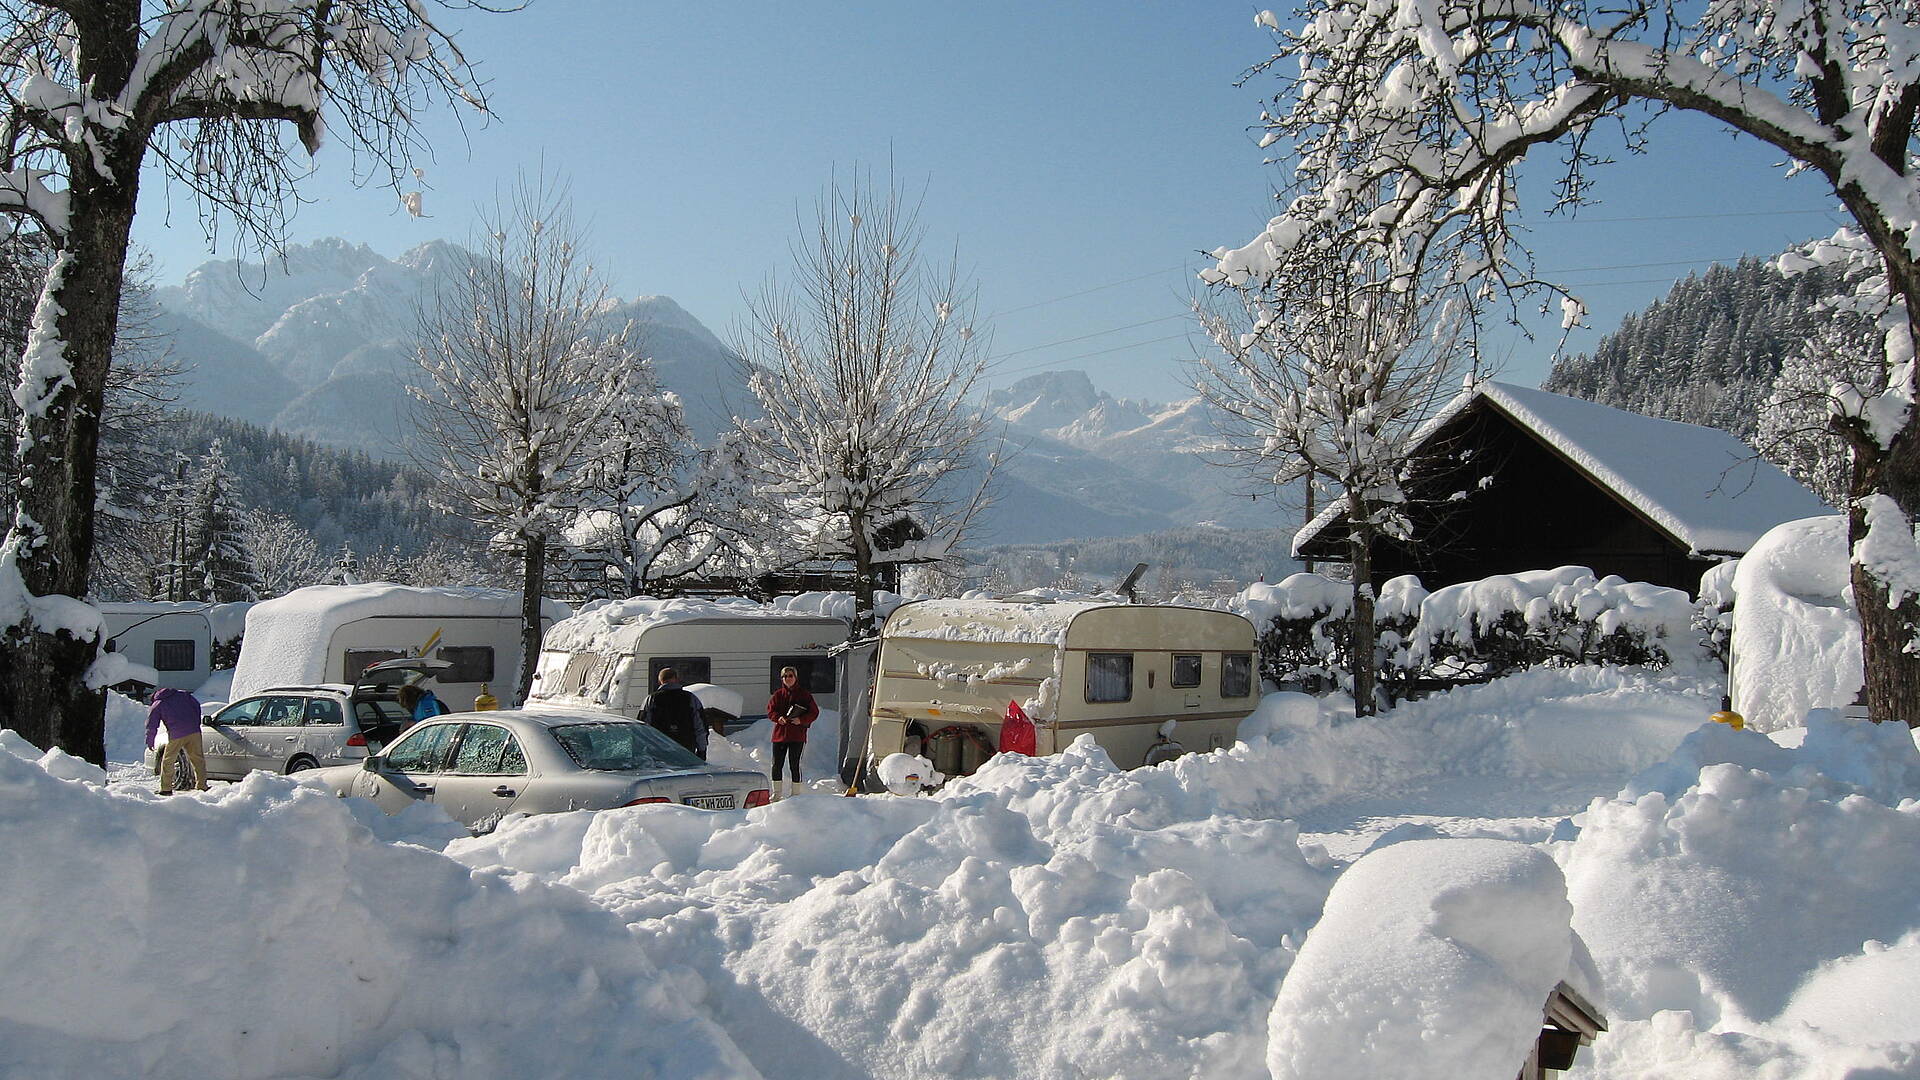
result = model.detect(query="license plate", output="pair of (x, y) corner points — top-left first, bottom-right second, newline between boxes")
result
(685, 793), (735, 810)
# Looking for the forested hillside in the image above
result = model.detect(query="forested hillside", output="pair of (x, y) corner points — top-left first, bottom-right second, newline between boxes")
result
(1542, 255), (1859, 440)
(158, 413), (455, 560)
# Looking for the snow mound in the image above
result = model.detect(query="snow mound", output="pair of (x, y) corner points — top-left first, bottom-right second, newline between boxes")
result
(451, 735), (1337, 1079)
(0, 750), (757, 1079)
(1728, 514), (1863, 731)
(1267, 838), (1587, 1080)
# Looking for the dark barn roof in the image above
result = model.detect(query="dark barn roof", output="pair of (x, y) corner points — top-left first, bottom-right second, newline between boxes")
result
(1294, 382), (1831, 593)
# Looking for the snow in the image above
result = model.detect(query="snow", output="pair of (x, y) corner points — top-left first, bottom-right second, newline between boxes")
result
(1268, 838), (1588, 1079)
(1729, 515), (1864, 731)
(230, 583), (571, 699)
(880, 597), (1113, 646)
(9, 657), (1920, 1077)
(541, 594), (852, 655)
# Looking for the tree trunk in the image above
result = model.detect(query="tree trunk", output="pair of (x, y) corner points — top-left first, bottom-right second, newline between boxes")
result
(849, 511), (876, 641)
(0, 167), (139, 764)
(1848, 404), (1920, 728)
(1348, 512), (1379, 717)
(517, 534), (546, 704)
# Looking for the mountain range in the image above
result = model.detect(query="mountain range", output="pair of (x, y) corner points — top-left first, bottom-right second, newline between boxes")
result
(151, 239), (1285, 545)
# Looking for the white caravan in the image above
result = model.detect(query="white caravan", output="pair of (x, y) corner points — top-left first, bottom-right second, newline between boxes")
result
(528, 597), (850, 726)
(865, 597), (1258, 779)
(229, 584), (571, 710)
(101, 601), (254, 693)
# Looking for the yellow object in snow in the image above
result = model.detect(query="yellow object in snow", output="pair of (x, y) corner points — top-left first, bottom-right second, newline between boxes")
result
(1711, 708), (1745, 731)
(473, 684), (499, 711)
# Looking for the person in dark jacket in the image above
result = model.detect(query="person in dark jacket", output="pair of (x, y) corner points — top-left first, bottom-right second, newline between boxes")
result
(146, 687), (205, 794)
(766, 665), (818, 799)
(640, 667), (702, 757)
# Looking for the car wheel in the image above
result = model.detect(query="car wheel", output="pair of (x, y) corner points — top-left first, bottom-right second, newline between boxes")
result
(286, 755), (319, 774)
(169, 752), (195, 792)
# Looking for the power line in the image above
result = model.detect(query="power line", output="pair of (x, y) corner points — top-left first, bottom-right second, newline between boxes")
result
(985, 261), (1199, 319)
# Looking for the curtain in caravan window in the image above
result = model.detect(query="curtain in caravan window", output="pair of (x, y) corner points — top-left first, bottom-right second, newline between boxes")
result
(1085, 653), (1133, 703)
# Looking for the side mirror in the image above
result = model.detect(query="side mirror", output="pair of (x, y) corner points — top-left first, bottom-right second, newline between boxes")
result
(362, 755), (385, 772)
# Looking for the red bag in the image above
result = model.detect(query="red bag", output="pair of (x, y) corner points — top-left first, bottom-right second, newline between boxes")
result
(1000, 699), (1036, 756)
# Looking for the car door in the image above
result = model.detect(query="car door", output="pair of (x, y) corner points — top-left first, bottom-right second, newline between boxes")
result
(357, 721), (458, 816)
(430, 722), (529, 829)
(287, 695), (350, 769)
(207, 695), (303, 774)
(250, 694), (317, 772)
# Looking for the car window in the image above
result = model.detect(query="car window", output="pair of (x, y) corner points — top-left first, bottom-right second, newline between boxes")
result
(448, 724), (527, 776)
(385, 723), (458, 773)
(550, 722), (704, 772)
(250, 696), (308, 727)
(304, 698), (344, 725)
(215, 698), (266, 725)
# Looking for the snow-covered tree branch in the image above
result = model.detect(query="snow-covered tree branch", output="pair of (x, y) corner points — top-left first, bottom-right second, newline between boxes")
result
(732, 171), (996, 638)
(1234, 0), (1920, 727)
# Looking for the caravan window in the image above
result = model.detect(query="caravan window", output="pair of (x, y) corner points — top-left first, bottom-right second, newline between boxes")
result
(649, 656), (712, 687)
(153, 639), (196, 672)
(1222, 653), (1253, 698)
(770, 656), (834, 694)
(1085, 653), (1134, 703)
(1171, 654), (1203, 688)
(345, 649), (406, 680)
(436, 646), (495, 683)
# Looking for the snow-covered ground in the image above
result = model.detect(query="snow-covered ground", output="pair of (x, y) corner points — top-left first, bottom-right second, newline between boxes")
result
(6, 665), (1919, 1078)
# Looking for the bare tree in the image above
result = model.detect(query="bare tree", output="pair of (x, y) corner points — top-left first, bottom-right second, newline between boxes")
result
(407, 178), (648, 701)
(242, 510), (331, 599)
(1233, 0), (1920, 727)
(732, 172), (994, 637)
(0, 1), (490, 762)
(1194, 245), (1469, 713)
(560, 378), (772, 600)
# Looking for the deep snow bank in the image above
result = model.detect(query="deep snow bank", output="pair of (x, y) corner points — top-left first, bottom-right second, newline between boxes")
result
(0, 743), (756, 1080)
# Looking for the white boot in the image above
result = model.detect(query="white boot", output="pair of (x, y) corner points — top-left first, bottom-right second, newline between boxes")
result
(772, 778), (787, 802)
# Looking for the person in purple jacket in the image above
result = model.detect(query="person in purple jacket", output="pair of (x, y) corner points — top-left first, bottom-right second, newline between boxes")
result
(146, 687), (206, 794)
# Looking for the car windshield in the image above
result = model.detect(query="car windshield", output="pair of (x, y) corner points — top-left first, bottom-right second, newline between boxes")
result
(549, 722), (705, 772)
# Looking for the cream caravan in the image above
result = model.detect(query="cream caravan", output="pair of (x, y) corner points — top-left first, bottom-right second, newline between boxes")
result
(102, 601), (253, 693)
(866, 598), (1258, 778)
(229, 584), (570, 709)
(528, 597), (849, 725)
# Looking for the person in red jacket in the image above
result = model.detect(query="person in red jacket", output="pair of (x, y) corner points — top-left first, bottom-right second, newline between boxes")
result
(766, 665), (818, 800)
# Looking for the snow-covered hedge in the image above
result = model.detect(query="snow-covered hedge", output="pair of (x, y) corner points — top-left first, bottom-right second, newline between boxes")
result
(1234, 567), (1703, 697)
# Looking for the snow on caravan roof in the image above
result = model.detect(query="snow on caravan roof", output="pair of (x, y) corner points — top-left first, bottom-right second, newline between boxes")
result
(542, 597), (848, 654)
(1297, 380), (1833, 557)
(102, 600), (254, 642)
(883, 598), (1112, 646)
(231, 584), (570, 699)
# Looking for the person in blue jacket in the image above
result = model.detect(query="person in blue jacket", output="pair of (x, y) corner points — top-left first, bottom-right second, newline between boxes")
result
(397, 682), (450, 726)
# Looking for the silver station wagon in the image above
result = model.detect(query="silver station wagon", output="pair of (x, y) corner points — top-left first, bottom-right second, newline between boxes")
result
(159, 657), (446, 788)
(312, 708), (771, 831)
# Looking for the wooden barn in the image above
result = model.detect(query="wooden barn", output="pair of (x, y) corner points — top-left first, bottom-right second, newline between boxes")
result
(1293, 381), (1832, 594)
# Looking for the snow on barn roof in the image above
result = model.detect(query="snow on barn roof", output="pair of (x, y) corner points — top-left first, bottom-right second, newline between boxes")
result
(1295, 381), (1833, 558)
(542, 596), (849, 655)
(231, 584), (571, 699)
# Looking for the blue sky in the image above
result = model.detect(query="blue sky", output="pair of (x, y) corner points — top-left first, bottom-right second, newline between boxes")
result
(131, 2), (1851, 402)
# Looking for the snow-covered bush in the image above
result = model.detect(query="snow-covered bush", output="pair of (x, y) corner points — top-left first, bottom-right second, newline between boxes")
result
(1240, 568), (1700, 698)
(1692, 560), (1738, 675)
(1238, 574), (1353, 694)
(1414, 568), (1696, 681)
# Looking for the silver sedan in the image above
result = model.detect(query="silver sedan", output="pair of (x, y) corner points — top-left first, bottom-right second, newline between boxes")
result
(310, 708), (770, 832)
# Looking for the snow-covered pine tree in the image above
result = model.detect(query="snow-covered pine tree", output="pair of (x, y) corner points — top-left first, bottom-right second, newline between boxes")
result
(1234, 0), (1920, 726)
(731, 171), (995, 638)
(182, 440), (259, 603)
